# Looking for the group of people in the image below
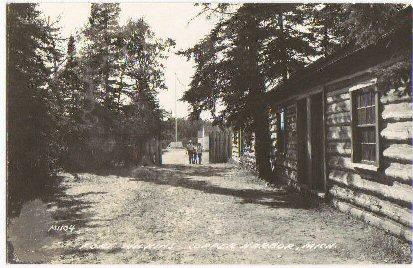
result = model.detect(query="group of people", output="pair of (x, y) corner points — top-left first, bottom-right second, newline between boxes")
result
(186, 141), (203, 164)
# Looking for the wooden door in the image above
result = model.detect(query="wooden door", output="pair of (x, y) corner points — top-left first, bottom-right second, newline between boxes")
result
(310, 93), (325, 191)
(297, 93), (326, 191)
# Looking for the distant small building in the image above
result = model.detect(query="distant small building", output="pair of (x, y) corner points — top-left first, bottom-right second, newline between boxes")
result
(197, 126), (209, 151)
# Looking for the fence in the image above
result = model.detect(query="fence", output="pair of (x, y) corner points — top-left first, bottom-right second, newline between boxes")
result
(209, 130), (232, 163)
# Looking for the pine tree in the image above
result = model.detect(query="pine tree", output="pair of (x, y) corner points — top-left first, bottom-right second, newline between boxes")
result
(53, 35), (90, 168)
(82, 3), (122, 111)
(7, 3), (63, 214)
(118, 19), (174, 139)
(307, 4), (348, 57)
(181, 3), (318, 181)
(310, 4), (411, 91)
(259, 4), (318, 82)
(77, 7), (174, 167)
(340, 4), (411, 91)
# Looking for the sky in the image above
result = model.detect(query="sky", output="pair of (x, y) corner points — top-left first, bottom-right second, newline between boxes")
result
(37, 3), (218, 119)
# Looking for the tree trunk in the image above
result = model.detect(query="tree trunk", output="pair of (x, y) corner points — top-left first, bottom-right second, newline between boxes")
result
(246, 15), (273, 182)
(252, 97), (272, 182)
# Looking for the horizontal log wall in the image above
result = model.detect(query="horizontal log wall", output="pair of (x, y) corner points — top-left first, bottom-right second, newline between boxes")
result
(272, 77), (412, 241)
(333, 199), (412, 241)
(326, 78), (412, 241)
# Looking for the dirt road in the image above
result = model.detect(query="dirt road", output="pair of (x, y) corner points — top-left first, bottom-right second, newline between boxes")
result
(7, 149), (411, 264)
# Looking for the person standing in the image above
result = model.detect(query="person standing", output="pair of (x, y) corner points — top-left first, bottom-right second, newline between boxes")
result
(193, 144), (197, 164)
(187, 141), (194, 164)
(197, 143), (203, 164)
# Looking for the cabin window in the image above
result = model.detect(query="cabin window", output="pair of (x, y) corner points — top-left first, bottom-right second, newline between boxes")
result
(277, 109), (286, 154)
(351, 87), (379, 166)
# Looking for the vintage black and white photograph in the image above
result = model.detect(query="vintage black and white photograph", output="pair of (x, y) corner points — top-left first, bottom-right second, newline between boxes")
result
(4, 1), (413, 265)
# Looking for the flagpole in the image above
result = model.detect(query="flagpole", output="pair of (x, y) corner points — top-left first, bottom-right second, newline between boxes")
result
(174, 73), (178, 143)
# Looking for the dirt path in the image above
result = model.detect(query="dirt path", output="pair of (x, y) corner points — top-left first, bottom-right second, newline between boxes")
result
(7, 149), (411, 264)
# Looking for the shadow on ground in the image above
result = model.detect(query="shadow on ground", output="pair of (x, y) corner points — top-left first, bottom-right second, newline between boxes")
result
(124, 164), (318, 210)
(64, 163), (317, 210)
(6, 172), (114, 263)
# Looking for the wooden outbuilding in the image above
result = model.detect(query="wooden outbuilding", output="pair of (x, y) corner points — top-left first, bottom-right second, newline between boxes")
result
(266, 18), (411, 240)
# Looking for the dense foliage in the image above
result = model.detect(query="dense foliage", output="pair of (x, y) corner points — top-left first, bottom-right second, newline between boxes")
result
(60, 4), (174, 170)
(312, 4), (411, 91)
(7, 4), (62, 214)
(7, 3), (173, 215)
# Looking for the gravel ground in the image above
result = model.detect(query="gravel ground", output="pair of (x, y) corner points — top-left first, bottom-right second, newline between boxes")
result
(7, 149), (411, 264)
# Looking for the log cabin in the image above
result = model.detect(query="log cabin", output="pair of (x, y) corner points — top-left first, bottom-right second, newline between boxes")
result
(264, 17), (412, 241)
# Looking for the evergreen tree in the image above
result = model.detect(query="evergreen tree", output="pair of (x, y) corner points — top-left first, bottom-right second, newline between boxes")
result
(340, 4), (411, 91)
(54, 35), (90, 168)
(61, 36), (84, 116)
(341, 4), (406, 46)
(181, 3), (318, 181)
(82, 3), (122, 111)
(259, 4), (318, 82)
(309, 4), (407, 55)
(119, 18), (175, 135)
(7, 3), (175, 201)
(76, 3), (124, 168)
(7, 3), (63, 214)
(76, 6), (174, 168)
(307, 4), (348, 56)
(311, 4), (411, 90)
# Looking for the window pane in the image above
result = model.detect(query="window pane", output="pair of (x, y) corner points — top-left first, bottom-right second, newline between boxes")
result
(359, 94), (364, 107)
(358, 108), (366, 125)
(370, 92), (375, 106)
(366, 106), (375, 124)
(362, 93), (367, 106)
(356, 91), (375, 109)
(368, 128), (375, 143)
(361, 129), (366, 143)
(362, 144), (368, 161)
(365, 92), (371, 106)
(361, 144), (374, 162)
(361, 144), (367, 161)
(360, 128), (375, 143)
(366, 107), (371, 124)
(369, 145), (376, 161)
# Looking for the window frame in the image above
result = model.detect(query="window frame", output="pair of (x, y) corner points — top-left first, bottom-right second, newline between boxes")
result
(350, 85), (381, 168)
